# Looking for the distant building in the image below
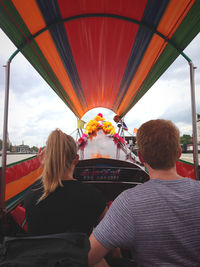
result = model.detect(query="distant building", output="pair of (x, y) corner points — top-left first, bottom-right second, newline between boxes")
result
(10, 143), (30, 153)
(18, 144), (30, 153)
(186, 144), (200, 152)
(10, 146), (18, 152)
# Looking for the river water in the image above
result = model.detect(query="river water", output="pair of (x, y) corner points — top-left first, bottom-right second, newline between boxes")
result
(0, 153), (199, 167)
(180, 153), (199, 164)
(0, 154), (37, 167)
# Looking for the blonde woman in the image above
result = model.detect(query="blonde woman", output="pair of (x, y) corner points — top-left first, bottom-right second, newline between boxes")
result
(24, 129), (107, 236)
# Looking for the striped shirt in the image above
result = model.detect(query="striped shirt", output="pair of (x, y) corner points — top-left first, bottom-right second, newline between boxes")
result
(93, 178), (200, 267)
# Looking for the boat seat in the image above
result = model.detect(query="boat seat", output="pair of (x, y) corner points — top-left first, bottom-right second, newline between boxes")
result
(0, 232), (90, 267)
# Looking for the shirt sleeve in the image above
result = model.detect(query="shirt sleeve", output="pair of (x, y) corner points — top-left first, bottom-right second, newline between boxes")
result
(93, 189), (135, 250)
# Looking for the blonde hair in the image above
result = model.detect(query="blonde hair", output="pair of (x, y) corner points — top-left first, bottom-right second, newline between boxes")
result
(39, 129), (77, 201)
(136, 119), (180, 170)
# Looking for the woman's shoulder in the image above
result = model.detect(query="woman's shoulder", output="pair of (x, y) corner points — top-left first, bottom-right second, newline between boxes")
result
(24, 179), (43, 203)
(63, 180), (104, 198)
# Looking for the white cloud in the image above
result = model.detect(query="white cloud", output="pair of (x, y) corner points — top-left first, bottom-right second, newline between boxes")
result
(3, 86), (77, 146)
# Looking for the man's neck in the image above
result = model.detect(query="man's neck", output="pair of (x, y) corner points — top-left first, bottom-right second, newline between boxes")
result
(146, 164), (183, 181)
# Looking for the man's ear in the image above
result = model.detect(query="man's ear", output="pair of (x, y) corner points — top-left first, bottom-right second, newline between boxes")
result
(137, 150), (144, 164)
(74, 154), (79, 165)
(177, 146), (182, 159)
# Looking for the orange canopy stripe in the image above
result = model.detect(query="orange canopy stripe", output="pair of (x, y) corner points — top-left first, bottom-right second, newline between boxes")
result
(35, 33), (85, 116)
(12, 0), (85, 117)
(12, 0), (46, 35)
(158, 0), (195, 38)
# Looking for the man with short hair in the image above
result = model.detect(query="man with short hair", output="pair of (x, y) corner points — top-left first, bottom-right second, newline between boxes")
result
(89, 119), (200, 267)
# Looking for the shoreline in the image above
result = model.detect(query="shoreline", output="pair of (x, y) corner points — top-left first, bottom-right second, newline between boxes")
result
(0, 152), (36, 156)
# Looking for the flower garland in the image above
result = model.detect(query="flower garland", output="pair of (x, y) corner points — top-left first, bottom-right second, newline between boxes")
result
(77, 113), (116, 147)
(113, 133), (125, 144)
(85, 113), (115, 135)
(77, 133), (88, 147)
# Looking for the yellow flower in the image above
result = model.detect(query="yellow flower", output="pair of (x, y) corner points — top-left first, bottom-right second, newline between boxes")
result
(94, 115), (105, 121)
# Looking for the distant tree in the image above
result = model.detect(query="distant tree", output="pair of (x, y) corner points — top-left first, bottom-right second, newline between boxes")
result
(180, 134), (192, 152)
(30, 146), (39, 152)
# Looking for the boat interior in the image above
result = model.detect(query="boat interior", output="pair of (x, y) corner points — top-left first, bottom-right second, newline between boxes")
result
(0, 0), (200, 265)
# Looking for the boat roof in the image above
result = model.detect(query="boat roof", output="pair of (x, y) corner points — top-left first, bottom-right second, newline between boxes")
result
(0, 0), (200, 118)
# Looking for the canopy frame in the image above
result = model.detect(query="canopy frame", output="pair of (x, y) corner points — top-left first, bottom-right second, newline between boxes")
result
(0, 60), (11, 221)
(9, 13), (192, 63)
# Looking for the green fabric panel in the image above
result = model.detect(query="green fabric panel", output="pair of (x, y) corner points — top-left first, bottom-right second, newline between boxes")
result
(178, 159), (194, 167)
(178, 159), (200, 167)
(0, 0), (79, 117)
(121, 0), (200, 116)
(6, 191), (25, 212)
(171, 0), (200, 50)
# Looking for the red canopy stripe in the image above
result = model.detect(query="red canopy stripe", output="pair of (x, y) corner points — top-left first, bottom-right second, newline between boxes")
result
(65, 18), (139, 110)
(58, 0), (147, 112)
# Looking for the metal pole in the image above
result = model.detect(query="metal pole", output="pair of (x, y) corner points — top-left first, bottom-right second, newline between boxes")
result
(189, 61), (199, 180)
(0, 60), (11, 215)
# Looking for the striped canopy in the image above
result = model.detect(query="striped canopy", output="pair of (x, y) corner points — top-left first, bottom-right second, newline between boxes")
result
(0, 0), (200, 118)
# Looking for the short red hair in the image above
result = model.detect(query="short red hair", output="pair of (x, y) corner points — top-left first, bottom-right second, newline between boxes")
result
(136, 119), (180, 170)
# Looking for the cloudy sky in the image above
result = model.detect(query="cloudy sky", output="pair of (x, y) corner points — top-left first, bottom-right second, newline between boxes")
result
(0, 29), (200, 148)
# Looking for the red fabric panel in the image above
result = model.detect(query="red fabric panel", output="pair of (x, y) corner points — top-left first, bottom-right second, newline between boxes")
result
(5, 157), (40, 184)
(10, 205), (27, 232)
(58, 0), (147, 111)
(176, 160), (195, 180)
(64, 18), (139, 110)
(58, 0), (147, 20)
